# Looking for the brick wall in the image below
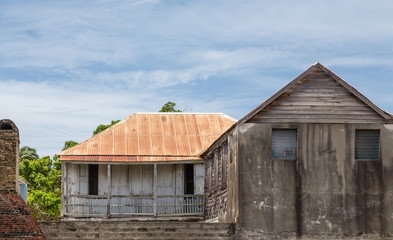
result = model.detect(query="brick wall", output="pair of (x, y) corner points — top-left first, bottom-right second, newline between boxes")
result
(0, 119), (19, 193)
(0, 119), (45, 239)
(0, 193), (45, 239)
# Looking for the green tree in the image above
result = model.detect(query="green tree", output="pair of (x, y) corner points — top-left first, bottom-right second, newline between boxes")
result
(62, 140), (79, 151)
(19, 146), (39, 161)
(159, 101), (182, 112)
(92, 120), (120, 135)
(19, 156), (62, 221)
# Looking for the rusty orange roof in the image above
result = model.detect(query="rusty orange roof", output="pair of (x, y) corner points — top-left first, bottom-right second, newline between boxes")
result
(58, 113), (236, 163)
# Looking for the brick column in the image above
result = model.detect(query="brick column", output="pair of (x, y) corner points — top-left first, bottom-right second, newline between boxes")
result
(0, 119), (19, 194)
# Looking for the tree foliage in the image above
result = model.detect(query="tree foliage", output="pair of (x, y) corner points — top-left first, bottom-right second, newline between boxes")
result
(19, 155), (61, 221)
(62, 140), (79, 151)
(92, 120), (120, 135)
(159, 101), (182, 112)
(19, 146), (39, 161)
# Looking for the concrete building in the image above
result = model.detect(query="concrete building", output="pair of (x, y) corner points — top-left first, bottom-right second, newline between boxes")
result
(57, 112), (235, 219)
(0, 119), (44, 239)
(202, 63), (393, 239)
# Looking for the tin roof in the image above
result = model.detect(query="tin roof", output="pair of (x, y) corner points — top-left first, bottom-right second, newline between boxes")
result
(58, 113), (236, 163)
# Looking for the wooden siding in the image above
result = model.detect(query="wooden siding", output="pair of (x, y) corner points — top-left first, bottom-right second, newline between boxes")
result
(250, 69), (385, 123)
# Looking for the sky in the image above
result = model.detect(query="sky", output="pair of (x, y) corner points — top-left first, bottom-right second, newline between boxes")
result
(1, 0), (393, 157)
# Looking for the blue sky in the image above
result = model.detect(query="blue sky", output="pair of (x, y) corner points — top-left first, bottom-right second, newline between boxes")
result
(1, 0), (393, 157)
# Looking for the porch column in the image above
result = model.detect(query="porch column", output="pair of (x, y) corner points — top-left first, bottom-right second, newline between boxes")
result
(61, 162), (66, 217)
(107, 164), (112, 217)
(153, 164), (157, 216)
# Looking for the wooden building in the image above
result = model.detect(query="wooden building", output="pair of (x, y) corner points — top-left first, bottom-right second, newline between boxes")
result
(58, 112), (235, 218)
(202, 63), (393, 239)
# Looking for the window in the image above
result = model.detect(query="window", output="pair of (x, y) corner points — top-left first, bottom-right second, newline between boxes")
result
(355, 130), (380, 160)
(272, 129), (297, 159)
(78, 164), (99, 195)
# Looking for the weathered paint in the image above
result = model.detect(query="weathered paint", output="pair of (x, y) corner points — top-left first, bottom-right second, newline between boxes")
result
(229, 122), (393, 238)
(62, 163), (204, 217)
(202, 64), (393, 239)
(194, 163), (205, 195)
(58, 113), (236, 162)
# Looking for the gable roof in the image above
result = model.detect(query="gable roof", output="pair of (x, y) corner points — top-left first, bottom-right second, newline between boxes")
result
(202, 62), (392, 156)
(58, 112), (236, 163)
(241, 62), (391, 124)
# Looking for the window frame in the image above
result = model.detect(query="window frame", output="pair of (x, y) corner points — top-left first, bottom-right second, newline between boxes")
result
(355, 129), (380, 161)
(271, 128), (298, 160)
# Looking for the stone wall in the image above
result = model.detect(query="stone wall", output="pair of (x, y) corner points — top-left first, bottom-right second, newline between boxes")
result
(205, 140), (228, 220)
(40, 221), (235, 240)
(0, 119), (19, 193)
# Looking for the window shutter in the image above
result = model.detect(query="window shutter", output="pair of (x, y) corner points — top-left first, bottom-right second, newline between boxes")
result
(272, 129), (297, 159)
(78, 165), (88, 195)
(355, 130), (380, 160)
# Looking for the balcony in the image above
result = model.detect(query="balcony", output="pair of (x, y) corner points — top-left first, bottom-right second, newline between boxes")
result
(63, 194), (204, 217)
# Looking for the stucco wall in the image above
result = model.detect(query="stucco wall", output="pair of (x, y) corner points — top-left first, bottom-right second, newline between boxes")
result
(235, 122), (393, 239)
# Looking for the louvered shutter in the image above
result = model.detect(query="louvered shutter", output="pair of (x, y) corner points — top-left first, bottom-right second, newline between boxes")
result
(355, 130), (380, 160)
(272, 129), (297, 159)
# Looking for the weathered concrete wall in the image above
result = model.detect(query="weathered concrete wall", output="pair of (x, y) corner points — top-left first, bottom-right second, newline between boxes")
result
(225, 128), (239, 223)
(0, 119), (19, 194)
(236, 122), (393, 239)
(39, 221), (235, 240)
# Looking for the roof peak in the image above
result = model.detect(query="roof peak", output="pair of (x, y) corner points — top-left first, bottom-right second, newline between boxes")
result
(134, 112), (227, 115)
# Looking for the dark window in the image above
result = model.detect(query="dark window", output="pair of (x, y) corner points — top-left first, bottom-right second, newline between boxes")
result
(355, 130), (380, 160)
(272, 129), (297, 159)
(88, 164), (99, 195)
(184, 164), (194, 194)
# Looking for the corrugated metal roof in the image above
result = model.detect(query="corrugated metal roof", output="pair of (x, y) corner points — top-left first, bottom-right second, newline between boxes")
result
(58, 113), (236, 163)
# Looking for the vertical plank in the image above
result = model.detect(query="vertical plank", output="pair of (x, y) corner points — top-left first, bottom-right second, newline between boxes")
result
(107, 164), (111, 217)
(61, 162), (66, 216)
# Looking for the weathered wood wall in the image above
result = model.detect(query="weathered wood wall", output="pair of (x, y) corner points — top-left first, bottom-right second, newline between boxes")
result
(64, 163), (204, 197)
(205, 140), (229, 220)
(250, 69), (384, 123)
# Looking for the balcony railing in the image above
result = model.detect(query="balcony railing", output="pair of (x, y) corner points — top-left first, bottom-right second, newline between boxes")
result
(63, 194), (204, 217)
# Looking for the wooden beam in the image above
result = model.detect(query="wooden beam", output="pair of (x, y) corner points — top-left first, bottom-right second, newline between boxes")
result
(153, 164), (158, 216)
(61, 162), (66, 217)
(107, 164), (111, 218)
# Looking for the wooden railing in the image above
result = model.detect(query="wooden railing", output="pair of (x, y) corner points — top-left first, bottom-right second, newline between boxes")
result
(63, 194), (204, 217)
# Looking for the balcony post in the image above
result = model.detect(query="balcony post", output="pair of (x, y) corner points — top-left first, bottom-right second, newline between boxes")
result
(61, 162), (66, 217)
(107, 164), (111, 217)
(153, 164), (157, 216)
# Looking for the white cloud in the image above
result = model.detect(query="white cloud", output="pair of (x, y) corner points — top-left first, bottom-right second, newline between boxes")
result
(1, 0), (393, 157)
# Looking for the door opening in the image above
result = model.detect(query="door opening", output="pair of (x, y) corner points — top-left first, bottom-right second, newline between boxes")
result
(184, 164), (194, 194)
(88, 164), (99, 195)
